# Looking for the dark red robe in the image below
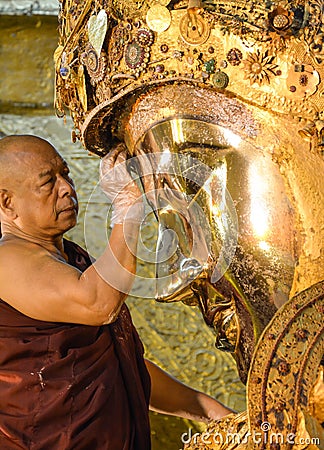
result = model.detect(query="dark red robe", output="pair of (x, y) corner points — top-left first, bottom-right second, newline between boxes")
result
(0, 239), (151, 449)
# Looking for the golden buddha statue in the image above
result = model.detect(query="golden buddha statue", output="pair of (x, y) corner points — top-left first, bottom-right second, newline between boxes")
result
(55, 0), (324, 447)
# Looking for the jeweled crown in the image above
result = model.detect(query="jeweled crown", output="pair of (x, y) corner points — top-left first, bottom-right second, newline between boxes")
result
(55, 0), (324, 155)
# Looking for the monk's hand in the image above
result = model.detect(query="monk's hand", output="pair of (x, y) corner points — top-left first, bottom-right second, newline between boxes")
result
(100, 145), (147, 225)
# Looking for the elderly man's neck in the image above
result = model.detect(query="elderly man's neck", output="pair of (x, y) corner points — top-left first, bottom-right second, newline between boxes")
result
(0, 222), (68, 260)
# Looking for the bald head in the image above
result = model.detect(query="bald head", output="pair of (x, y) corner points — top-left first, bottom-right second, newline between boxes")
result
(0, 134), (52, 155)
(0, 135), (59, 190)
(1, 134), (42, 145)
(0, 134), (78, 236)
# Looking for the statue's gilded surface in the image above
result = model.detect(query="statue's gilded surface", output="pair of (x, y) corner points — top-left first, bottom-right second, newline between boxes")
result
(54, 1), (324, 448)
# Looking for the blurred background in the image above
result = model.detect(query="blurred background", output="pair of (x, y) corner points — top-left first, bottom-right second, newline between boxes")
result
(0, 2), (245, 448)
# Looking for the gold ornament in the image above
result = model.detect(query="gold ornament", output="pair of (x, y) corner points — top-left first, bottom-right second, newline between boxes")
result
(286, 63), (320, 99)
(76, 65), (87, 111)
(179, 9), (210, 45)
(80, 43), (107, 83)
(87, 9), (108, 57)
(146, 4), (171, 32)
(243, 50), (278, 85)
(184, 282), (324, 449)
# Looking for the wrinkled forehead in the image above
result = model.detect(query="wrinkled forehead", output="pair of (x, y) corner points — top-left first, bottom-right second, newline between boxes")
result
(18, 149), (66, 171)
(2, 143), (67, 187)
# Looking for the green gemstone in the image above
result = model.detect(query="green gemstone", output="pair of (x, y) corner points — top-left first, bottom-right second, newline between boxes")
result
(204, 58), (215, 74)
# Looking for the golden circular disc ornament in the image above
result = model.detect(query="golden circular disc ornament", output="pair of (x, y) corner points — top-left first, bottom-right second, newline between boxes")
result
(179, 11), (210, 45)
(146, 4), (172, 32)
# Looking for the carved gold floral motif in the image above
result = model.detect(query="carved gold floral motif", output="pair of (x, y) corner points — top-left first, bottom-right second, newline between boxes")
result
(243, 50), (278, 85)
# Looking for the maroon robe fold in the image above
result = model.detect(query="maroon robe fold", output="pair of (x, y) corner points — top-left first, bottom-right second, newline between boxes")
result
(0, 239), (151, 449)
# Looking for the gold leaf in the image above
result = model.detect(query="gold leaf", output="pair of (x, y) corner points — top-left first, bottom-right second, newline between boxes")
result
(53, 45), (64, 67)
(88, 9), (108, 57)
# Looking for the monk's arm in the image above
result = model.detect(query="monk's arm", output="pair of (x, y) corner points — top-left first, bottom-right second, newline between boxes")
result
(145, 359), (235, 423)
(0, 222), (139, 325)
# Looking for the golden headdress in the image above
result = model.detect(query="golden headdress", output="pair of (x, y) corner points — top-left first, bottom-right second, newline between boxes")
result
(55, 0), (324, 156)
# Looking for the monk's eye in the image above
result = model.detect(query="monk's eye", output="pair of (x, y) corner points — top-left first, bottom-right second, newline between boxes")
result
(42, 177), (54, 187)
(62, 169), (74, 184)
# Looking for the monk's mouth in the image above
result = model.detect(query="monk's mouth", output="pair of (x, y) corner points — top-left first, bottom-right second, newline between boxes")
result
(61, 206), (76, 213)
(58, 200), (78, 216)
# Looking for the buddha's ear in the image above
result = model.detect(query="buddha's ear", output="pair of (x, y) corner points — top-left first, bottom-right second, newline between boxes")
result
(0, 189), (17, 219)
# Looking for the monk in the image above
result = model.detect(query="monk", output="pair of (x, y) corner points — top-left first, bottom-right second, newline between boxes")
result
(0, 135), (232, 450)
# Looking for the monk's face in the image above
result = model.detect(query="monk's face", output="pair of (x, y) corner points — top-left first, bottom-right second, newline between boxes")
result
(9, 139), (78, 238)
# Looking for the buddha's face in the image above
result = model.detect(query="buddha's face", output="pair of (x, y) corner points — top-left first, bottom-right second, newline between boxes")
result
(132, 116), (297, 383)
(119, 82), (324, 383)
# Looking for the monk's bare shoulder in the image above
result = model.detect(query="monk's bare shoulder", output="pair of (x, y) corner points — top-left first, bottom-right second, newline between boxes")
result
(0, 236), (86, 322)
(0, 237), (67, 282)
(0, 237), (49, 262)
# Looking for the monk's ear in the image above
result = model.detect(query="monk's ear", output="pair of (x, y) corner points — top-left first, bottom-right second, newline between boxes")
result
(0, 189), (17, 219)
